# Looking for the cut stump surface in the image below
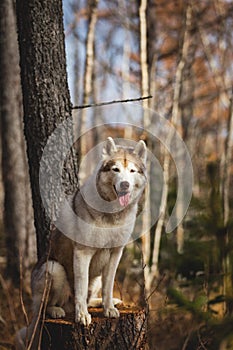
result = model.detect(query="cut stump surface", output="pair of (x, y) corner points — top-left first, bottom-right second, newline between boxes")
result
(41, 306), (148, 350)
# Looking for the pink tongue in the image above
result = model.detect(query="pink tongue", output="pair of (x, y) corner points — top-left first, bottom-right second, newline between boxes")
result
(119, 193), (130, 207)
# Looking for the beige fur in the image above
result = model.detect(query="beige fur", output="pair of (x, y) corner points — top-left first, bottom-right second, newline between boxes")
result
(15, 138), (147, 349)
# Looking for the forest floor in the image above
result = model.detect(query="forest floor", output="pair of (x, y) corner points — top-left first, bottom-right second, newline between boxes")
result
(0, 260), (229, 350)
(0, 275), (210, 350)
(0, 276), (31, 349)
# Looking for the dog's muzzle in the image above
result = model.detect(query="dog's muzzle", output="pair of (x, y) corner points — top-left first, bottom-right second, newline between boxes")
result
(114, 181), (130, 207)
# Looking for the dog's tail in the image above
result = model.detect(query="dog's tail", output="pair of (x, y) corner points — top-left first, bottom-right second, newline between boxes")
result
(15, 327), (26, 350)
(15, 314), (43, 350)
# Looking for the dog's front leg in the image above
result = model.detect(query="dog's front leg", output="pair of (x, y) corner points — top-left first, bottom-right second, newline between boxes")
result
(102, 247), (123, 318)
(73, 245), (94, 326)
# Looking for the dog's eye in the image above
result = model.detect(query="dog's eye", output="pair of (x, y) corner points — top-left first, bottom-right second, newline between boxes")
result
(112, 167), (120, 172)
(130, 169), (136, 173)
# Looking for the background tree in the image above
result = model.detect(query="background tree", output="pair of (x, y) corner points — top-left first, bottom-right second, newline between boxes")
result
(79, 0), (98, 180)
(0, 0), (36, 287)
(16, 0), (79, 259)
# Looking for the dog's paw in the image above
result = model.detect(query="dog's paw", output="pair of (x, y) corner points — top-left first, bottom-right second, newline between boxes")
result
(47, 306), (66, 318)
(104, 306), (120, 318)
(112, 298), (123, 306)
(75, 310), (92, 326)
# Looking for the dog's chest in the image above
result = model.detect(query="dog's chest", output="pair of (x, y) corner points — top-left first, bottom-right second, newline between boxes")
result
(89, 249), (111, 277)
(95, 205), (137, 227)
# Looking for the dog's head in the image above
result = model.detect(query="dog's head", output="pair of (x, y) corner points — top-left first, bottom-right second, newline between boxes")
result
(97, 137), (147, 207)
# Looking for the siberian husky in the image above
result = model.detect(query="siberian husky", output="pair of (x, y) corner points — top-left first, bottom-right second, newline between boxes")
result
(16, 137), (147, 349)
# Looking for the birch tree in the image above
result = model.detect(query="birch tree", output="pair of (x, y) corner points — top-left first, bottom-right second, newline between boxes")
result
(79, 0), (98, 162)
(139, 0), (152, 294)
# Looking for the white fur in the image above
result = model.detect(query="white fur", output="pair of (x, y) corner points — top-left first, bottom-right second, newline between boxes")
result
(15, 138), (147, 349)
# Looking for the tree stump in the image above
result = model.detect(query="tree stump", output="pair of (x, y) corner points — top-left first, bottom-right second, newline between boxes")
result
(41, 306), (148, 350)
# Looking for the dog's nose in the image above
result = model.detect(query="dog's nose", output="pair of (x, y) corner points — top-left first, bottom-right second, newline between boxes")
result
(120, 181), (130, 191)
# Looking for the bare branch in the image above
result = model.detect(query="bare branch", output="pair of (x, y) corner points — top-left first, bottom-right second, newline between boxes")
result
(72, 95), (153, 110)
(19, 253), (29, 328)
(0, 273), (18, 333)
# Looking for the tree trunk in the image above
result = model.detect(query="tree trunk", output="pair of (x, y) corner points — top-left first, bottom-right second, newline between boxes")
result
(149, 3), (192, 283)
(222, 95), (233, 314)
(79, 0), (98, 168)
(139, 0), (152, 295)
(0, 0), (36, 286)
(16, 1), (148, 348)
(222, 96), (233, 227)
(139, 0), (149, 115)
(16, 0), (79, 259)
(173, 4), (192, 255)
(41, 307), (148, 350)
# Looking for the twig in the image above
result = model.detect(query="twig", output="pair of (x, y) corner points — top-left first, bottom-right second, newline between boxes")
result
(19, 253), (29, 328)
(131, 304), (149, 350)
(27, 237), (53, 350)
(72, 95), (153, 109)
(146, 273), (166, 302)
(38, 264), (52, 350)
(37, 231), (54, 350)
(0, 273), (18, 333)
(26, 265), (52, 350)
(0, 314), (6, 325)
(197, 328), (208, 350)
(181, 330), (192, 350)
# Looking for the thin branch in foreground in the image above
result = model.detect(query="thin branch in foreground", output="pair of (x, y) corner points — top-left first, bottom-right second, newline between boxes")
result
(72, 95), (153, 110)
(28, 237), (53, 350)
(26, 264), (52, 350)
(0, 315), (6, 326)
(146, 273), (166, 302)
(0, 273), (18, 333)
(19, 253), (29, 328)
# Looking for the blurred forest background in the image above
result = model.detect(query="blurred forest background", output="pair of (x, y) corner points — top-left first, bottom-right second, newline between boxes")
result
(1, 0), (233, 349)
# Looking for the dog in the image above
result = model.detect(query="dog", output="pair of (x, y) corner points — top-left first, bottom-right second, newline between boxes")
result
(15, 137), (147, 349)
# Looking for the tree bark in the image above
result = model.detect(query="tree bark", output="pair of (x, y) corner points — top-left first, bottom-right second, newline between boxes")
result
(16, 0), (79, 259)
(41, 307), (148, 350)
(0, 0), (36, 286)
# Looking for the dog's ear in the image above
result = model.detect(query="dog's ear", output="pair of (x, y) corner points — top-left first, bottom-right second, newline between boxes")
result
(134, 140), (147, 164)
(102, 137), (117, 158)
